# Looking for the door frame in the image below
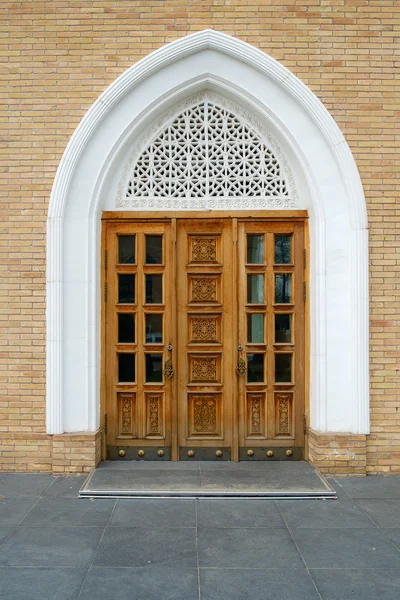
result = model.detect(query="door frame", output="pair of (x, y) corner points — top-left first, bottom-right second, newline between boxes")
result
(101, 210), (309, 461)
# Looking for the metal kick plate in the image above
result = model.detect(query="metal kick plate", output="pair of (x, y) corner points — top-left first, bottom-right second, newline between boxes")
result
(239, 447), (303, 461)
(180, 447), (231, 461)
(107, 446), (171, 460)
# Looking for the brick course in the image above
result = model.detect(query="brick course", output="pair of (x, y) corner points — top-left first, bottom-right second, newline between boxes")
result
(1, 1), (399, 475)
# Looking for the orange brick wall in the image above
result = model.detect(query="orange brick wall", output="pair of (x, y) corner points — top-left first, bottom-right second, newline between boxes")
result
(1, 1), (399, 475)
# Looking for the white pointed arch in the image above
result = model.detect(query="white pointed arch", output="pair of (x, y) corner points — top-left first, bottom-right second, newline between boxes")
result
(47, 29), (368, 437)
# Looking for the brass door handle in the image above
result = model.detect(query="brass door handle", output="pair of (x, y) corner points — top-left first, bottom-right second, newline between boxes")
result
(236, 358), (247, 377)
(163, 359), (174, 379)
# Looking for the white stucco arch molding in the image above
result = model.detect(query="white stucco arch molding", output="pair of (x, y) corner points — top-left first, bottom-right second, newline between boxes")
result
(47, 29), (369, 436)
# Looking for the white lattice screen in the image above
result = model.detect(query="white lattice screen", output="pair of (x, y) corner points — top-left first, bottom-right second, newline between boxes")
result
(118, 96), (298, 209)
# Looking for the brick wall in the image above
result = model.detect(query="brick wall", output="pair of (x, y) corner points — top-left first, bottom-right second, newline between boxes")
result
(1, 1), (399, 475)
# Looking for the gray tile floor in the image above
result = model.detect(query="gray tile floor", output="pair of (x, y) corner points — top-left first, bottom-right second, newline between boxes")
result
(0, 473), (400, 599)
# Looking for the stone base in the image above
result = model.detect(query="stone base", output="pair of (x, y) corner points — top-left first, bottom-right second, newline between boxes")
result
(308, 429), (367, 476)
(0, 430), (102, 475)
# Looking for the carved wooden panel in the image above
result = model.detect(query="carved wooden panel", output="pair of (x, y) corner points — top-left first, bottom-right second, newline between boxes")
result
(118, 393), (137, 437)
(188, 393), (222, 438)
(275, 392), (293, 437)
(189, 236), (219, 263)
(145, 393), (164, 438)
(188, 275), (220, 304)
(189, 354), (221, 383)
(246, 393), (266, 438)
(189, 314), (221, 344)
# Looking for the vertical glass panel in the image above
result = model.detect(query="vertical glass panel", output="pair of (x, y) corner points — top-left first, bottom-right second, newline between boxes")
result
(247, 274), (264, 304)
(118, 314), (135, 343)
(247, 354), (265, 383)
(247, 314), (264, 343)
(118, 353), (135, 382)
(247, 234), (264, 264)
(118, 274), (135, 304)
(118, 235), (135, 264)
(145, 314), (163, 343)
(275, 314), (292, 343)
(146, 235), (163, 264)
(275, 234), (292, 264)
(275, 353), (292, 382)
(145, 354), (163, 383)
(145, 274), (163, 304)
(275, 274), (292, 303)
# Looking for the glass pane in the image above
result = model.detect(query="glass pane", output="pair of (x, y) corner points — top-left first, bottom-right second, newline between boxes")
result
(247, 314), (264, 343)
(146, 235), (163, 264)
(275, 274), (292, 303)
(275, 353), (292, 382)
(118, 274), (135, 304)
(145, 274), (162, 304)
(247, 274), (264, 304)
(275, 234), (291, 264)
(247, 234), (264, 264)
(118, 353), (135, 382)
(145, 314), (163, 343)
(247, 353), (264, 383)
(145, 354), (163, 383)
(275, 314), (292, 343)
(118, 235), (135, 264)
(118, 314), (135, 343)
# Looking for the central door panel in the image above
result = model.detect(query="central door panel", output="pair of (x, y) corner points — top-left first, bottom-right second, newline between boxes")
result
(177, 220), (235, 460)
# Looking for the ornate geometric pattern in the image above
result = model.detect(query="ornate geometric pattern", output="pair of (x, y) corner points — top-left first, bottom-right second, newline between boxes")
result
(191, 357), (217, 381)
(277, 393), (291, 435)
(119, 394), (133, 435)
(119, 94), (298, 209)
(191, 277), (217, 302)
(191, 317), (217, 342)
(191, 238), (217, 262)
(193, 395), (217, 433)
(251, 395), (262, 434)
(148, 396), (160, 434)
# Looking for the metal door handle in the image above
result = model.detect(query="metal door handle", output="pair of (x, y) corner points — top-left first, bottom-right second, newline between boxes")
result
(164, 359), (174, 379)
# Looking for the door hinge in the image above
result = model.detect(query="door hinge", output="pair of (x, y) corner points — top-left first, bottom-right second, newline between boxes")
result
(104, 414), (108, 434)
(303, 248), (306, 269)
(104, 249), (108, 270)
(303, 282), (306, 302)
(104, 282), (107, 302)
(303, 413), (307, 435)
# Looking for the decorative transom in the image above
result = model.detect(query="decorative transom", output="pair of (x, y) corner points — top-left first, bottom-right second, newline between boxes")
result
(118, 95), (298, 209)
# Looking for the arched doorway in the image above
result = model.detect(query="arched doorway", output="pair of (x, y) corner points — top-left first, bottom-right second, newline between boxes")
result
(47, 30), (369, 464)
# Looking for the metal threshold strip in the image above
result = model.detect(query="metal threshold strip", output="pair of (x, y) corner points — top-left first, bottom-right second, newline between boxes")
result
(79, 462), (336, 500)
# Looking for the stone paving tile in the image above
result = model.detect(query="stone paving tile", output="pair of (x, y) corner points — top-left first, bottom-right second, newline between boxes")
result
(93, 527), (197, 568)
(356, 499), (400, 528)
(310, 568), (400, 600)
(43, 476), (87, 498)
(20, 498), (116, 527)
(0, 527), (12, 546)
(110, 498), (196, 528)
(0, 527), (103, 567)
(79, 566), (199, 600)
(0, 497), (39, 526)
(0, 474), (54, 497)
(0, 567), (86, 600)
(197, 499), (284, 528)
(198, 527), (303, 568)
(277, 499), (374, 528)
(336, 477), (400, 499)
(291, 527), (400, 569)
(200, 568), (321, 600)
(382, 529), (400, 550)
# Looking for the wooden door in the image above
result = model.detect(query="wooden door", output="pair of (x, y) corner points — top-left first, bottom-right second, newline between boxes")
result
(104, 220), (175, 460)
(237, 221), (305, 459)
(176, 219), (236, 460)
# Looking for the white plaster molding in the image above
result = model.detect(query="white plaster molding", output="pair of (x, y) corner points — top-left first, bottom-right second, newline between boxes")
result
(47, 29), (369, 435)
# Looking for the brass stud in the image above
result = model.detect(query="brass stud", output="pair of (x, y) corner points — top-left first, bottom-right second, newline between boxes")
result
(118, 449), (126, 457)
(157, 449), (164, 457)
(215, 450), (223, 458)
(266, 450), (274, 458)
(188, 450), (195, 458)
(247, 449), (254, 457)
(138, 449), (145, 457)
(286, 449), (293, 457)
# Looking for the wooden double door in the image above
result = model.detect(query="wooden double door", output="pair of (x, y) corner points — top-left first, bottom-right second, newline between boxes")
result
(103, 213), (306, 461)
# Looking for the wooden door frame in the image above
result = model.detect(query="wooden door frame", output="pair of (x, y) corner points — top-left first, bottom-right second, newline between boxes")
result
(100, 210), (309, 461)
